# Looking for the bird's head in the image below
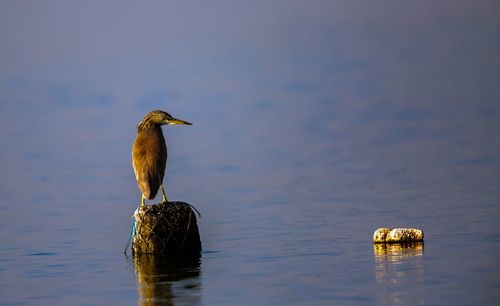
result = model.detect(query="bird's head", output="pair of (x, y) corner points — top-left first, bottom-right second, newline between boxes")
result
(138, 110), (192, 129)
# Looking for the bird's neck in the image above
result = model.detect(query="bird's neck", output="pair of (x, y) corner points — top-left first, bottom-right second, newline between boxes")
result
(137, 120), (161, 131)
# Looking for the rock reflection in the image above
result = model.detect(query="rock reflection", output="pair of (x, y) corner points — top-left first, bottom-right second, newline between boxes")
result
(133, 254), (201, 306)
(374, 243), (424, 305)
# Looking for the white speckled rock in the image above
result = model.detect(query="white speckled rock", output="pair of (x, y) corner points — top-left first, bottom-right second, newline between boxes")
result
(373, 227), (424, 243)
(373, 228), (392, 243)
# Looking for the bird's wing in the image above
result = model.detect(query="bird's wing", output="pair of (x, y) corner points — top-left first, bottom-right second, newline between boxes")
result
(132, 149), (152, 199)
(132, 128), (167, 200)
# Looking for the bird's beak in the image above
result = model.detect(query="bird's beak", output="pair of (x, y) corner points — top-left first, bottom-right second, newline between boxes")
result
(167, 117), (192, 125)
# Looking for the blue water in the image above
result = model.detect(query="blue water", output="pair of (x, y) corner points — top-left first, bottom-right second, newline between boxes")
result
(1, 1), (500, 305)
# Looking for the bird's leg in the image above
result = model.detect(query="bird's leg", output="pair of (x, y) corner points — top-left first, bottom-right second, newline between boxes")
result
(141, 195), (146, 206)
(160, 185), (168, 203)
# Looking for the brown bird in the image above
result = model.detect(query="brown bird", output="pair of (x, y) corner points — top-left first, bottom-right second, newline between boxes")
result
(132, 110), (192, 206)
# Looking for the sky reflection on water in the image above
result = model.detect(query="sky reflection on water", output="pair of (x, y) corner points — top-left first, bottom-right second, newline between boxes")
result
(1, 1), (500, 305)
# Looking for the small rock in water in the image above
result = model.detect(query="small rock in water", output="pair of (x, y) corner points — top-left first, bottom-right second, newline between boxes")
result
(373, 228), (392, 243)
(373, 227), (424, 243)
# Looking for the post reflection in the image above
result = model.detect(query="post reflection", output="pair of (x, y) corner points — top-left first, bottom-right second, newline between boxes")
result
(373, 243), (424, 305)
(133, 254), (202, 306)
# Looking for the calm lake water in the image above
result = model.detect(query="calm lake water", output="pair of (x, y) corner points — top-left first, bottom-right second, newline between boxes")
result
(1, 1), (500, 305)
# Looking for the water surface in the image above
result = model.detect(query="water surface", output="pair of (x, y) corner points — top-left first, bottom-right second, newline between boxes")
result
(1, 1), (499, 305)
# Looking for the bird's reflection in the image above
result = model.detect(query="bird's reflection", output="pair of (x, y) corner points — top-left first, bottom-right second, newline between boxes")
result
(133, 253), (201, 306)
(374, 243), (424, 305)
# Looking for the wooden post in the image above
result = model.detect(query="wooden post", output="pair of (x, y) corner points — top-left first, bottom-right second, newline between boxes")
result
(132, 201), (201, 255)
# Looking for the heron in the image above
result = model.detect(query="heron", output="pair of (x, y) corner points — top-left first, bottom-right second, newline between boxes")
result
(132, 110), (192, 206)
